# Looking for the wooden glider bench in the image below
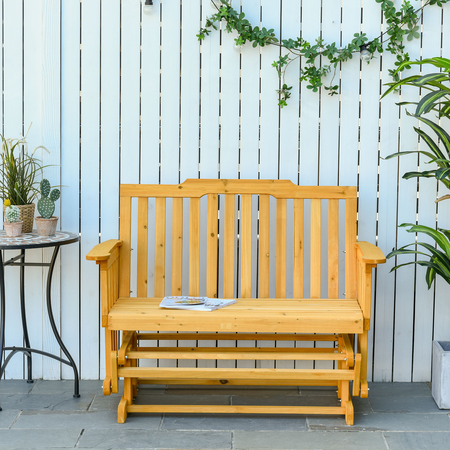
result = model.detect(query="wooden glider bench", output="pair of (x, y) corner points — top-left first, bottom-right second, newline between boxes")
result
(86, 179), (385, 425)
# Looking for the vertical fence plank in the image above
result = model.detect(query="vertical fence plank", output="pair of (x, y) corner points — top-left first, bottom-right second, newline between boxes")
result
(80, 0), (100, 379)
(24, 0), (44, 380)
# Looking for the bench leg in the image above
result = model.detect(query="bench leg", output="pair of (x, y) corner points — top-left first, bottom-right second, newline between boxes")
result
(131, 332), (138, 398)
(345, 400), (354, 425)
(358, 331), (369, 398)
(103, 330), (118, 396)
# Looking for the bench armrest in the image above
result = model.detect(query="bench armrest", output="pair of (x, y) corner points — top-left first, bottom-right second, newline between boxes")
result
(355, 241), (386, 265)
(86, 239), (123, 262)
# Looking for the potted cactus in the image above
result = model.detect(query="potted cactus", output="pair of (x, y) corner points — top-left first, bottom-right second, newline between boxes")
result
(35, 179), (60, 236)
(3, 205), (23, 237)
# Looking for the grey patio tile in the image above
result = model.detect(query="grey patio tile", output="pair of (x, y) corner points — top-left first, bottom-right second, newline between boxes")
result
(383, 431), (450, 450)
(352, 396), (373, 413)
(12, 409), (162, 430)
(0, 392), (94, 411)
(30, 379), (102, 395)
(299, 386), (338, 396)
(0, 428), (81, 448)
(0, 410), (21, 429)
(231, 393), (340, 407)
(78, 429), (232, 449)
(368, 382), (431, 397)
(0, 380), (35, 394)
(369, 394), (443, 413)
(161, 413), (307, 431)
(234, 430), (387, 450)
(308, 412), (450, 431)
(135, 394), (230, 406)
(89, 393), (123, 411)
(166, 385), (298, 396)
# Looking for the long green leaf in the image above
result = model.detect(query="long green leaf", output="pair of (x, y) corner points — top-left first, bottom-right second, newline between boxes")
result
(383, 150), (436, 161)
(400, 223), (450, 256)
(416, 90), (450, 116)
(408, 113), (450, 154)
(414, 127), (446, 161)
(402, 170), (437, 180)
(414, 73), (450, 86)
(436, 167), (450, 180)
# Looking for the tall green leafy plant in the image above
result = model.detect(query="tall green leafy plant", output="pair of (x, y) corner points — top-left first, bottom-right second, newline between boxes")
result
(0, 126), (48, 205)
(383, 57), (450, 288)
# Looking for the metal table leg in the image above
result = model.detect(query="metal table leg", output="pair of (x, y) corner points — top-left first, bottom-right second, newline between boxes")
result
(19, 250), (33, 383)
(0, 252), (5, 411)
(46, 246), (80, 398)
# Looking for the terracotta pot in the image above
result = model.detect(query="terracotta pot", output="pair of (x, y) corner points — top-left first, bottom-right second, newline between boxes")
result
(3, 221), (23, 237)
(3, 203), (35, 233)
(35, 216), (58, 236)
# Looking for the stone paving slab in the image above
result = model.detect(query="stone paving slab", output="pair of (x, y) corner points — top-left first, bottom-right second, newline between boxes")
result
(29, 379), (102, 395)
(308, 412), (450, 431)
(161, 413), (307, 431)
(135, 394), (231, 406)
(231, 393), (340, 407)
(368, 382), (431, 397)
(0, 428), (82, 448)
(12, 410), (162, 430)
(78, 429), (232, 449)
(0, 410), (20, 429)
(369, 394), (444, 413)
(0, 380), (35, 394)
(89, 393), (123, 411)
(233, 430), (388, 450)
(383, 431), (450, 450)
(0, 392), (94, 411)
(166, 386), (299, 396)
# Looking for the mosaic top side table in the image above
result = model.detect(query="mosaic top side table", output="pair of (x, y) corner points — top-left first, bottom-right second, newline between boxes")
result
(0, 231), (80, 411)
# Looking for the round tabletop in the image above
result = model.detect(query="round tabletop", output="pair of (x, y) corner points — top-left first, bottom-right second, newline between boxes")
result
(0, 231), (79, 250)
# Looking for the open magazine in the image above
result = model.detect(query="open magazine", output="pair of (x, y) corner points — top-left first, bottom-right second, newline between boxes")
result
(160, 296), (236, 312)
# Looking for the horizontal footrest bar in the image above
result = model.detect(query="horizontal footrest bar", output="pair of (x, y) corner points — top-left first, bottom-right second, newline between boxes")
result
(126, 347), (345, 361)
(126, 404), (346, 415)
(138, 378), (339, 387)
(118, 367), (355, 381)
(137, 333), (339, 342)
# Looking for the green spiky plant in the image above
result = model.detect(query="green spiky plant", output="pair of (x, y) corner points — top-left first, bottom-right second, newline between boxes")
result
(5, 205), (20, 223)
(37, 179), (60, 219)
(382, 57), (450, 288)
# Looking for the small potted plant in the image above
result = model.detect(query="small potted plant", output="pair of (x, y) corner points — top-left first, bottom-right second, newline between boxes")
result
(35, 179), (60, 236)
(0, 125), (48, 233)
(3, 205), (23, 237)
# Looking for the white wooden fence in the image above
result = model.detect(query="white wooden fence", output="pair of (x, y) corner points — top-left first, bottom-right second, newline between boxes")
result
(1, 0), (450, 382)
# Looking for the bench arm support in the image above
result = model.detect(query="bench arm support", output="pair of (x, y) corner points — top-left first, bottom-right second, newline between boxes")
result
(355, 241), (386, 265)
(86, 239), (123, 263)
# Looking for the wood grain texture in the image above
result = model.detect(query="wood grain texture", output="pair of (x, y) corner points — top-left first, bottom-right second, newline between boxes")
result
(189, 198), (201, 296)
(206, 194), (218, 298)
(293, 199), (304, 298)
(276, 199), (287, 298)
(137, 198), (149, 297)
(171, 198), (183, 296)
(154, 198), (166, 297)
(259, 195), (271, 298)
(328, 200), (339, 298)
(310, 199), (322, 298)
(223, 194), (235, 298)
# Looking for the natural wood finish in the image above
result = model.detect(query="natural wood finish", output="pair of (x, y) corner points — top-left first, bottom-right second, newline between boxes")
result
(276, 199), (287, 298)
(171, 198), (183, 296)
(328, 199), (339, 298)
(137, 198), (148, 297)
(119, 197), (132, 297)
(154, 198), (166, 298)
(240, 194), (252, 298)
(206, 194), (218, 298)
(87, 180), (385, 425)
(293, 199), (304, 298)
(189, 198), (201, 297)
(121, 180), (357, 199)
(310, 199), (321, 298)
(136, 333), (338, 342)
(223, 194), (235, 298)
(345, 198), (357, 299)
(118, 366), (356, 381)
(258, 195), (270, 298)
(86, 239), (123, 261)
(126, 404), (346, 415)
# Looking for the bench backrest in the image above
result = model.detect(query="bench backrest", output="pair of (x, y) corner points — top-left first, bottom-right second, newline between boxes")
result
(118, 180), (357, 300)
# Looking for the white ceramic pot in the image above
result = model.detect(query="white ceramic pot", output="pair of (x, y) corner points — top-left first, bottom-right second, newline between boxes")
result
(3, 221), (23, 237)
(35, 216), (59, 236)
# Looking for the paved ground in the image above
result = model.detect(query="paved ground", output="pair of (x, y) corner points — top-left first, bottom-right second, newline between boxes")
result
(0, 380), (449, 449)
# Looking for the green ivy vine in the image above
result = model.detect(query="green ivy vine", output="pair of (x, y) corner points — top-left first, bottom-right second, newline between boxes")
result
(197, 0), (450, 107)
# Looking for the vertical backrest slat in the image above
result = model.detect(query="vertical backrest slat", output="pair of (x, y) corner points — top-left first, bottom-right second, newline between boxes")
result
(119, 196), (132, 297)
(345, 198), (357, 298)
(206, 194), (218, 298)
(223, 194), (235, 298)
(189, 197), (201, 296)
(137, 198), (148, 297)
(171, 198), (183, 296)
(328, 199), (339, 298)
(258, 194), (270, 298)
(293, 199), (304, 298)
(240, 194), (252, 298)
(310, 199), (321, 298)
(154, 197), (166, 297)
(276, 198), (287, 298)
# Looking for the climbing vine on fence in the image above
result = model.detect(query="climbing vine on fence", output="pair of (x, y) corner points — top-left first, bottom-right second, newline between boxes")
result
(197, 0), (450, 107)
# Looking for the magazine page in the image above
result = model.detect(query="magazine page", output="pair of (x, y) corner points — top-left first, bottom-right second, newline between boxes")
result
(160, 296), (236, 311)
